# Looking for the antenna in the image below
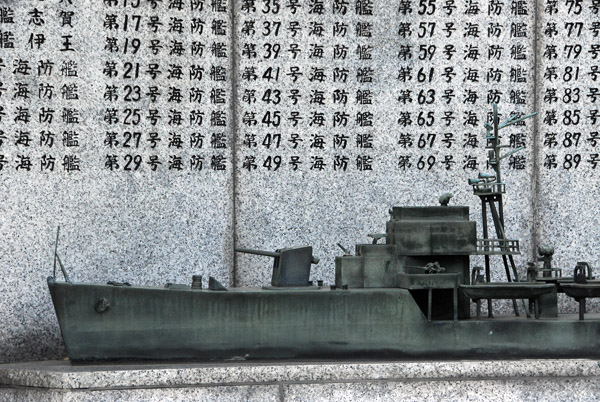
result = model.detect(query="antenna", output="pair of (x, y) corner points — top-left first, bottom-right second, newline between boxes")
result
(485, 103), (537, 184)
(53, 226), (71, 282)
(53, 226), (60, 278)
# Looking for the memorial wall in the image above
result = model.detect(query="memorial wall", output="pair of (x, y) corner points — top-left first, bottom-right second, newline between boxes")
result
(0, 0), (598, 362)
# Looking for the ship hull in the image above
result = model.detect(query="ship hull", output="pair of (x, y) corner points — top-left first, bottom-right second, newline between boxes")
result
(48, 279), (600, 362)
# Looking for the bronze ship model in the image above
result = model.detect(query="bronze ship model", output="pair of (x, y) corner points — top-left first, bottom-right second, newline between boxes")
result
(48, 104), (600, 362)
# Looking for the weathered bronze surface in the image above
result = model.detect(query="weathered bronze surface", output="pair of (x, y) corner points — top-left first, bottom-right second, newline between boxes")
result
(47, 104), (600, 362)
(47, 277), (600, 361)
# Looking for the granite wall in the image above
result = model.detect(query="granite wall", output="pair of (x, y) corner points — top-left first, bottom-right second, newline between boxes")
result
(0, 0), (598, 362)
(0, 0), (234, 362)
(3, 359), (600, 402)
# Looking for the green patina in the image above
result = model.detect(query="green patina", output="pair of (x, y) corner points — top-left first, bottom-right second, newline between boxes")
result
(48, 104), (600, 362)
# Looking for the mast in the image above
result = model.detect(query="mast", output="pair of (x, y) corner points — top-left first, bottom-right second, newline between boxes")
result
(469, 103), (537, 317)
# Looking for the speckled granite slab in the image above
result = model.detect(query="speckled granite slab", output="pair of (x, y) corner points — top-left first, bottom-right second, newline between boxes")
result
(2, 359), (600, 401)
(0, 0), (234, 363)
(231, 0), (537, 292)
(3, 0), (600, 367)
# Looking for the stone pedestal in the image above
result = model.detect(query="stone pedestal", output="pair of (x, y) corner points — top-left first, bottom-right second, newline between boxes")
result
(2, 359), (600, 401)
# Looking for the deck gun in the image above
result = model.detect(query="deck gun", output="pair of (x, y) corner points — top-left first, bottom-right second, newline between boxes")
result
(236, 246), (319, 287)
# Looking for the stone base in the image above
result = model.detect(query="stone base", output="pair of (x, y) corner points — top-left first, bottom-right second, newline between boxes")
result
(2, 359), (600, 401)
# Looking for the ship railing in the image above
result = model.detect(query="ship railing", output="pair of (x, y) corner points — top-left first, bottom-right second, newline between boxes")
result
(534, 268), (563, 278)
(471, 182), (505, 195)
(476, 238), (520, 255)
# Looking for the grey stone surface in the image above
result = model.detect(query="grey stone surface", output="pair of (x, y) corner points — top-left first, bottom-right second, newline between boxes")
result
(0, 0), (233, 362)
(2, 359), (600, 388)
(2, 359), (600, 401)
(1, 0), (599, 365)
(0, 387), (280, 402)
(283, 378), (600, 401)
(70, 386), (280, 402)
(533, 0), (600, 313)
(232, 0), (537, 290)
(534, 0), (600, 290)
(0, 389), (63, 402)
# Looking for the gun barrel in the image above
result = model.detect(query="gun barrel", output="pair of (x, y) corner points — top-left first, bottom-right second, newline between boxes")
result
(337, 243), (351, 255)
(235, 248), (280, 258)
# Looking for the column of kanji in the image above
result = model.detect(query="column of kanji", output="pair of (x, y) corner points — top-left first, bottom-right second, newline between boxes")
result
(0, 0), (83, 174)
(236, 0), (381, 174)
(100, 0), (230, 173)
(394, 0), (535, 174)
(535, 0), (600, 268)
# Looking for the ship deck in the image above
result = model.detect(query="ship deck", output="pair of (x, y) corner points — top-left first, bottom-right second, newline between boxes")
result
(461, 313), (600, 321)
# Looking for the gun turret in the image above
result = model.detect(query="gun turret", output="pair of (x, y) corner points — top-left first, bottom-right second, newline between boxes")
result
(236, 247), (319, 264)
(236, 246), (318, 287)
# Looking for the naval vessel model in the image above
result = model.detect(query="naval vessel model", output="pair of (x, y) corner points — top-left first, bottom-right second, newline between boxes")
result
(48, 104), (600, 362)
